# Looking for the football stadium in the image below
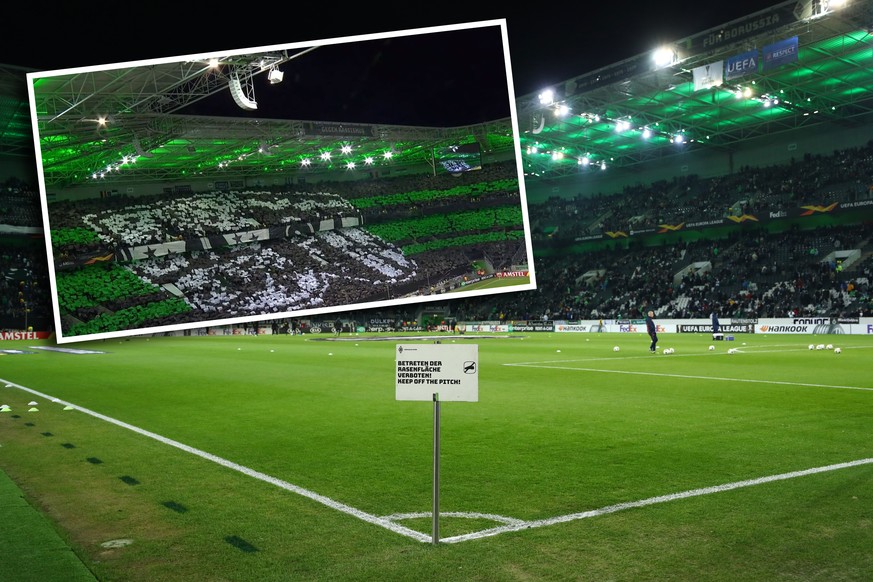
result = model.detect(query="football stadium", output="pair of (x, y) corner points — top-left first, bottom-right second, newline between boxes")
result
(27, 22), (531, 342)
(2, 2), (873, 581)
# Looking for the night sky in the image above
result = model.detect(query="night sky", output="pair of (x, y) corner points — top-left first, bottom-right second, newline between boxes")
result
(5, 1), (781, 126)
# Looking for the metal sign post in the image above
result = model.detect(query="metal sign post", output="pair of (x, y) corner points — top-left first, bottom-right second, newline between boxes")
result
(432, 392), (440, 544)
(394, 343), (478, 546)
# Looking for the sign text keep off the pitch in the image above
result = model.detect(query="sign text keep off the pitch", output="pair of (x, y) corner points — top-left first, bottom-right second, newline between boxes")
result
(395, 344), (478, 402)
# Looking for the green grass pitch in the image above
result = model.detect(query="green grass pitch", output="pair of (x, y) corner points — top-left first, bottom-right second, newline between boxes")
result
(0, 331), (871, 581)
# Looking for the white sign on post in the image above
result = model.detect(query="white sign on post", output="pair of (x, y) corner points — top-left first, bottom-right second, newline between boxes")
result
(395, 343), (478, 402)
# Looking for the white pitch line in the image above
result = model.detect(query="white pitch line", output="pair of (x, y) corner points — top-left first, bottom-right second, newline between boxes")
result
(440, 457), (873, 543)
(502, 363), (873, 392)
(384, 511), (526, 526)
(507, 343), (873, 367)
(0, 378), (431, 543)
(6, 375), (873, 545)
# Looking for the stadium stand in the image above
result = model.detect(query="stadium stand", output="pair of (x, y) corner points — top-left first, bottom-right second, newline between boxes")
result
(47, 160), (527, 336)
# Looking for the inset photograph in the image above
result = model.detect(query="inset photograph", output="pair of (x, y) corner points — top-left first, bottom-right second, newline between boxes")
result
(27, 20), (535, 343)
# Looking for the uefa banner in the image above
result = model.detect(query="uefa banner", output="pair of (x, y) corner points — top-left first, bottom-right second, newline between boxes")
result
(427, 318), (873, 336)
(678, 323), (755, 334)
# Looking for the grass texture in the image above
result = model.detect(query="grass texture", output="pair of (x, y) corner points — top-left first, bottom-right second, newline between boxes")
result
(0, 330), (871, 581)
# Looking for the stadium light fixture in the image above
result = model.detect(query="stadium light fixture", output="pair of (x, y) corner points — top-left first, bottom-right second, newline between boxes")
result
(267, 65), (284, 84)
(538, 89), (554, 106)
(652, 46), (676, 68)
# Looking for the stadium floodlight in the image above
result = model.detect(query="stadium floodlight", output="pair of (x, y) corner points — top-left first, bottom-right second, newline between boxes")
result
(267, 66), (284, 84)
(229, 72), (258, 111)
(538, 89), (554, 106)
(652, 46), (676, 68)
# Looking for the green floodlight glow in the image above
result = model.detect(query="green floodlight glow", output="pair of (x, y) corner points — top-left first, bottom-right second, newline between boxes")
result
(839, 87), (870, 98)
(835, 68), (873, 87)
(613, 142), (640, 153)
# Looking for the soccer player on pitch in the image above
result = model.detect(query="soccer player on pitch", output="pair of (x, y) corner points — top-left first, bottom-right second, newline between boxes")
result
(646, 310), (658, 353)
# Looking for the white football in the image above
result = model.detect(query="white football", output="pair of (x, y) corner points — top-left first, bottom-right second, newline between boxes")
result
(816, 344), (825, 350)
(728, 348), (736, 354)
(709, 345), (715, 351)
(834, 347), (842, 354)
(613, 346), (620, 352)
(808, 344), (814, 350)
(826, 344), (833, 350)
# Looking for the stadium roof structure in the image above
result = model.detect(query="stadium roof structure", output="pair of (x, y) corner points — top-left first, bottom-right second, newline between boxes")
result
(0, 63), (37, 160)
(25, 35), (517, 190)
(10, 2), (873, 189)
(515, 0), (873, 181)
